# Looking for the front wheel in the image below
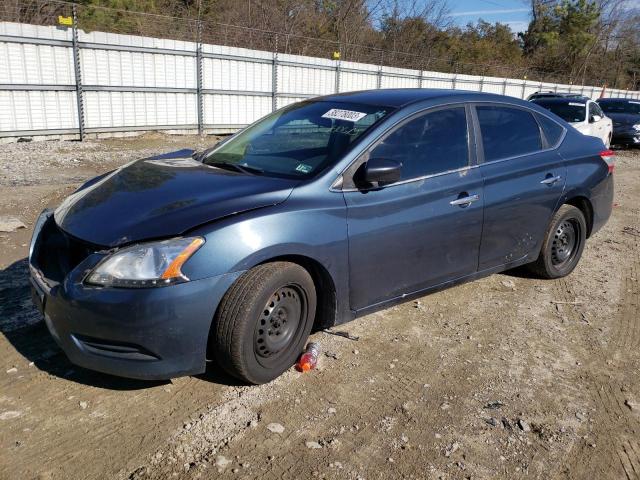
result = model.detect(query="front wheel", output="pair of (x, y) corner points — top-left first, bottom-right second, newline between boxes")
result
(211, 262), (316, 384)
(527, 204), (587, 279)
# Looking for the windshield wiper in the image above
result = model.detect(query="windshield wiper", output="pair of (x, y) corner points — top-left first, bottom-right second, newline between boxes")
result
(237, 164), (264, 175)
(208, 161), (264, 176)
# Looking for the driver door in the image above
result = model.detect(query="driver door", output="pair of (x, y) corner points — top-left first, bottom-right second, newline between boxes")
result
(588, 101), (607, 143)
(342, 105), (484, 311)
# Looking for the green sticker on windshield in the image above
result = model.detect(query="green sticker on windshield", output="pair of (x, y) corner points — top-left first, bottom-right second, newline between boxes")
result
(295, 163), (313, 174)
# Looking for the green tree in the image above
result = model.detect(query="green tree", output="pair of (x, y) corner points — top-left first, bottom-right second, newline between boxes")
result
(521, 0), (601, 81)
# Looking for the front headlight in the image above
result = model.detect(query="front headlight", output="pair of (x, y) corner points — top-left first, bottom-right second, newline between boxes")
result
(86, 237), (204, 288)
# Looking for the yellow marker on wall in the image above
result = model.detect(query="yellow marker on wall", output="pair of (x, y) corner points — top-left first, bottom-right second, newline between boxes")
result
(332, 51), (341, 60)
(58, 16), (73, 26)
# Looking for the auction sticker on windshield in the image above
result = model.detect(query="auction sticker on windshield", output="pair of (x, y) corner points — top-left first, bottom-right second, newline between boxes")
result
(322, 109), (367, 122)
(295, 163), (313, 174)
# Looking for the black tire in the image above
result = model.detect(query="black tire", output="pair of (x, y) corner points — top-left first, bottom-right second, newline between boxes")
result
(528, 204), (587, 279)
(212, 262), (316, 384)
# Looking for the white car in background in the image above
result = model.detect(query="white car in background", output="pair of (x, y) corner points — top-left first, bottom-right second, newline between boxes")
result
(531, 97), (613, 147)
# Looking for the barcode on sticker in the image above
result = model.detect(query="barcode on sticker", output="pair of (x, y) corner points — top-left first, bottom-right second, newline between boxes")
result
(322, 109), (367, 122)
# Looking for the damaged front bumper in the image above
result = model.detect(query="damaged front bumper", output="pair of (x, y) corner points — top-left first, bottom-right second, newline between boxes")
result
(28, 210), (241, 380)
(612, 127), (640, 146)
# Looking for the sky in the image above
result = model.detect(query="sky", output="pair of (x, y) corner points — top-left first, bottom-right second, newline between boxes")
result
(447, 0), (640, 32)
(448, 0), (531, 32)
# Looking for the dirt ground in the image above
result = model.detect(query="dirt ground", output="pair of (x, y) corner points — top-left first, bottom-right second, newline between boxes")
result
(0, 134), (639, 480)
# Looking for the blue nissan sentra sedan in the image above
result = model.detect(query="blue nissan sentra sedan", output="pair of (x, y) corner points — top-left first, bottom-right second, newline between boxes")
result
(29, 89), (614, 384)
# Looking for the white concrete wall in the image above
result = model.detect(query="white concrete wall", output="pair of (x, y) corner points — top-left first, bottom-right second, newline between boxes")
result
(1, 21), (639, 139)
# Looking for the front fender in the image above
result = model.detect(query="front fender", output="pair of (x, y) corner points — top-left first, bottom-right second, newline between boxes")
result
(181, 191), (351, 321)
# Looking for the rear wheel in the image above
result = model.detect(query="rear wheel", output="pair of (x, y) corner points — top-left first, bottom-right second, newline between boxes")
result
(211, 262), (316, 384)
(527, 204), (587, 279)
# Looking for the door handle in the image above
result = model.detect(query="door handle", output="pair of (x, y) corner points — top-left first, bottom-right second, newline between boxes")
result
(540, 175), (561, 185)
(450, 194), (480, 207)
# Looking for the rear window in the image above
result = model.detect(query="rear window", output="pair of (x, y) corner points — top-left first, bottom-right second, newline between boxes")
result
(476, 106), (542, 162)
(536, 113), (564, 146)
(534, 100), (586, 123)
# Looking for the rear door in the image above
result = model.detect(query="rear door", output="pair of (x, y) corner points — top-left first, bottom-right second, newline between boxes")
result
(474, 104), (567, 270)
(343, 105), (484, 311)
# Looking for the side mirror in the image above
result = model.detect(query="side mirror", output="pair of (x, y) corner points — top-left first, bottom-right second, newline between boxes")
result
(364, 158), (402, 185)
(590, 114), (602, 123)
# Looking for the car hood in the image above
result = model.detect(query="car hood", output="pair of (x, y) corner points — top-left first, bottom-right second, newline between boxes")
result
(605, 112), (640, 125)
(54, 149), (298, 247)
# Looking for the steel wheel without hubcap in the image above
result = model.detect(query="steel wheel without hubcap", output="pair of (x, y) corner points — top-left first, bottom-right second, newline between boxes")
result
(551, 219), (580, 267)
(527, 204), (587, 279)
(254, 286), (306, 364)
(212, 262), (317, 384)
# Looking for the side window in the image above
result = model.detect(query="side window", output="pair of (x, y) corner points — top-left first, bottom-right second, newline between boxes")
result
(476, 106), (542, 162)
(369, 107), (469, 181)
(592, 102), (604, 117)
(535, 113), (564, 147)
(588, 102), (595, 118)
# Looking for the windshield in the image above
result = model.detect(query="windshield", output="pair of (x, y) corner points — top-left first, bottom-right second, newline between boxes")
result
(598, 100), (640, 115)
(203, 101), (393, 179)
(534, 100), (586, 123)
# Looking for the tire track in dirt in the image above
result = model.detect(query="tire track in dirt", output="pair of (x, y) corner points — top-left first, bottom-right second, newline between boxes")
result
(618, 438), (640, 480)
(549, 276), (620, 478)
(614, 258), (639, 350)
(557, 251), (640, 479)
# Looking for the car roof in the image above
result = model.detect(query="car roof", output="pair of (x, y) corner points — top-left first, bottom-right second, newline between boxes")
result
(532, 97), (589, 104)
(597, 97), (635, 102)
(314, 88), (515, 108)
(531, 92), (584, 96)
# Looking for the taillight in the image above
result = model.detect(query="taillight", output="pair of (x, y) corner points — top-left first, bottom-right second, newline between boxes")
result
(599, 149), (615, 174)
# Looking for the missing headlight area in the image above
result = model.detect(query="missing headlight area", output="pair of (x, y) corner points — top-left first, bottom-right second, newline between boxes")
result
(31, 215), (99, 285)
